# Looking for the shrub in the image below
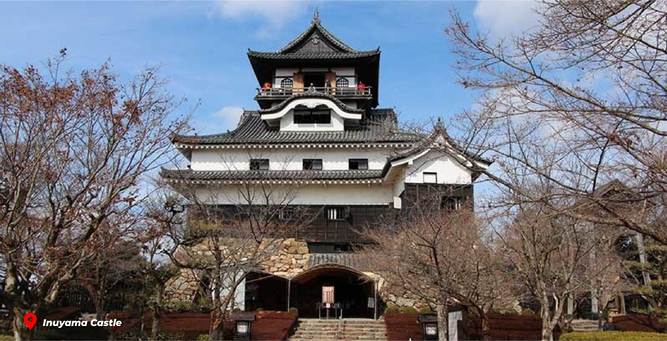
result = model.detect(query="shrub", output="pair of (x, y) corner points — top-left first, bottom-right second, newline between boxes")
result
(400, 306), (418, 314)
(521, 308), (536, 316)
(196, 334), (210, 341)
(419, 307), (434, 314)
(0, 335), (14, 341)
(384, 305), (400, 314)
(560, 331), (667, 341)
(288, 307), (298, 314)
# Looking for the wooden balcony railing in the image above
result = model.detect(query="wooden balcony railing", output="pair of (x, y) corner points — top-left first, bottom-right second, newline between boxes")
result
(255, 86), (372, 98)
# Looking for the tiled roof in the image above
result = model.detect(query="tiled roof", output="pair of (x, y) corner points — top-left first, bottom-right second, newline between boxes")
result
(172, 109), (419, 146)
(307, 253), (370, 270)
(247, 13), (380, 61)
(278, 13), (355, 53)
(388, 119), (492, 166)
(258, 90), (364, 114)
(247, 50), (380, 60)
(160, 169), (384, 181)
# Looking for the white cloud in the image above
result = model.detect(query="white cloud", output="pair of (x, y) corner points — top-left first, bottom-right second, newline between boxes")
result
(473, 0), (541, 40)
(212, 106), (245, 128)
(213, 0), (310, 29)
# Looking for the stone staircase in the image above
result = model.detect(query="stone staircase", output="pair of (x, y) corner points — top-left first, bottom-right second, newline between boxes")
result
(570, 319), (600, 332)
(289, 319), (387, 341)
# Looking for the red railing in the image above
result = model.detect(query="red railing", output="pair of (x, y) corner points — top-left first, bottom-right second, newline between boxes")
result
(256, 86), (372, 98)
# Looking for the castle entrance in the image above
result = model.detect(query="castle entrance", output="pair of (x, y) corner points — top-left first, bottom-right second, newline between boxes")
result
(289, 265), (379, 319)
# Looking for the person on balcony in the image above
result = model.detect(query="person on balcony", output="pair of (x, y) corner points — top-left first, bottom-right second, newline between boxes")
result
(262, 81), (272, 96)
(325, 79), (332, 94)
(357, 81), (366, 94)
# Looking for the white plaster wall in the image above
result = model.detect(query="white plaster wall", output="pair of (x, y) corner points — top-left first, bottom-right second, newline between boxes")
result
(190, 148), (391, 171)
(261, 98), (361, 122)
(195, 184), (393, 205)
(404, 150), (472, 185)
(331, 67), (354, 76)
(280, 110), (345, 132)
(392, 177), (405, 209)
(276, 68), (298, 77)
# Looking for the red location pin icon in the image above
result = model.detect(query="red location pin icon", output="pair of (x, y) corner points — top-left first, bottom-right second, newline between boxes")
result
(24, 313), (37, 330)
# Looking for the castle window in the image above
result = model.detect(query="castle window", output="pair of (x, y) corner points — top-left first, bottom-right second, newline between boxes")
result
(326, 207), (346, 221)
(249, 159), (269, 170)
(423, 172), (437, 184)
(294, 108), (331, 124)
(336, 77), (349, 88)
(303, 159), (322, 170)
(348, 159), (368, 170)
(441, 197), (461, 211)
(278, 208), (294, 221)
(281, 78), (293, 89)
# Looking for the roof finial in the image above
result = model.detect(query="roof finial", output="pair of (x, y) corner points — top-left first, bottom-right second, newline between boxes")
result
(312, 7), (320, 24)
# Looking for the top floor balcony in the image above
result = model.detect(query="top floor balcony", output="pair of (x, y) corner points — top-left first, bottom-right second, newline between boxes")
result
(254, 86), (372, 101)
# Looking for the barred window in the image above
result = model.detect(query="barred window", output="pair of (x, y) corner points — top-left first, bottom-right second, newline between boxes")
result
(326, 207), (346, 221)
(281, 78), (293, 88)
(336, 77), (349, 88)
(441, 197), (461, 211)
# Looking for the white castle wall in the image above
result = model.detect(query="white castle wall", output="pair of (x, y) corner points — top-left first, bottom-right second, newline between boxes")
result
(195, 184), (393, 206)
(403, 150), (472, 185)
(190, 148), (392, 172)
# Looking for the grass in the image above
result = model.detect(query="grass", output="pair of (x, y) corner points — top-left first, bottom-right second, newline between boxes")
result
(560, 331), (667, 341)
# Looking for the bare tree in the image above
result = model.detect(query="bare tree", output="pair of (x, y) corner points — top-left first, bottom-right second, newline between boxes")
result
(445, 0), (667, 244)
(76, 214), (143, 320)
(365, 207), (509, 341)
(491, 184), (623, 341)
(441, 0), (667, 336)
(0, 52), (189, 340)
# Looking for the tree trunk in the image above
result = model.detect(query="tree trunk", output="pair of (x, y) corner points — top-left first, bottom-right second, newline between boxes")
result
(540, 310), (553, 341)
(150, 283), (164, 341)
(210, 309), (225, 341)
(480, 312), (490, 341)
(12, 307), (29, 341)
(150, 313), (160, 341)
(94, 294), (106, 321)
(437, 303), (448, 341)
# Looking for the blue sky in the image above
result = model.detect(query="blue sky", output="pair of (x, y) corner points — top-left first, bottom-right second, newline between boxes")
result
(0, 1), (539, 135)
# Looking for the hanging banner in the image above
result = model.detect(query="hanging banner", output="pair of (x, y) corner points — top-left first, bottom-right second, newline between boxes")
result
(322, 286), (335, 304)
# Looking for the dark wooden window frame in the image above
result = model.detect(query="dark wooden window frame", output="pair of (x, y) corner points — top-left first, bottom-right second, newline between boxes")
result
(293, 109), (331, 124)
(250, 159), (269, 170)
(348, 158), (369, 170)
(423, 172), (438, 184)
(336, 77), (349, 88)
(303, 159), (323, 171)
(326, 206), (347, 221)
(281, 77), (293, 88)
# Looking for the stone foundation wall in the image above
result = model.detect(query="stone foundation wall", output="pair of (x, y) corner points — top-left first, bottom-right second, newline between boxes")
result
(165, 268), (203, 303)
(164, 238), (310, 302)
(260, 238), (309, 277)
(164, 237), (432, 313)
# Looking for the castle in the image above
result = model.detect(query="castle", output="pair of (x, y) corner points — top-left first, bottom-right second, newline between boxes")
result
(162, 12), (490, 319)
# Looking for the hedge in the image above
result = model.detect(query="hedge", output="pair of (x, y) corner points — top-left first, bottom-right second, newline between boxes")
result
(560, 331), (667, 341)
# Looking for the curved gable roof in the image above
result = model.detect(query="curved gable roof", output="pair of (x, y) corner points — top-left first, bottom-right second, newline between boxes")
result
(258, 89), (364, 115)
(278, 12), (355, 54)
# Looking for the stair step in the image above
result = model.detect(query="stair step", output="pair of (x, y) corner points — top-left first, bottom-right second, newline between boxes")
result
(290, 319), (387, 341)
